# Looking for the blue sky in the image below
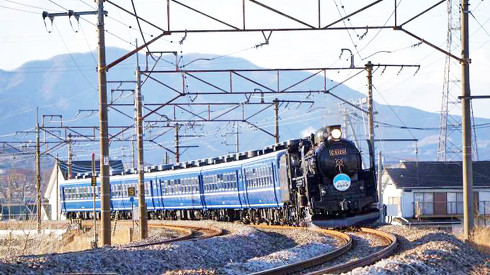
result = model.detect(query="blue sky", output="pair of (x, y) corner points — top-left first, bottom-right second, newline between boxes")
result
(1, 0), (490, 120)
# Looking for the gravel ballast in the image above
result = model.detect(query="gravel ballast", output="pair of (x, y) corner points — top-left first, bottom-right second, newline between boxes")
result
(0, 221), (335, 274)
(0, 222), (488, 274)
(348, 225), (490, 275)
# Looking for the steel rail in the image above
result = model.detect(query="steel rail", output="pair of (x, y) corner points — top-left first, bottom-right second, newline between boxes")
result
(307, 227), (397, 274)
(249, 225), (352, 275)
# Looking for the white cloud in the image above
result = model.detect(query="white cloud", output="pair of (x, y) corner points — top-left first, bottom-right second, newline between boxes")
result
(418, 134), (440, 147)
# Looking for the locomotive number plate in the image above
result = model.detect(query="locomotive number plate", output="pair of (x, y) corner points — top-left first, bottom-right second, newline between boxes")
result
(329, 148), (346, 156)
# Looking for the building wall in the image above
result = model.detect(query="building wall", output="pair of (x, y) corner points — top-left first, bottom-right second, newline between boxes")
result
(43, 164), (67, 221)
(401, 190), (414, 218)
(382, 172), (403, 217)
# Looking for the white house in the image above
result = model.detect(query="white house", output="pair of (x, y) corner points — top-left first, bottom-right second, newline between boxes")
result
(382, 161), (490, 221)
(43, 159), (125, 220)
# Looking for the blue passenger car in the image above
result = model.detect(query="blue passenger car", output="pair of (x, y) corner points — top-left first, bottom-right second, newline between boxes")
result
(60, 149), (290, 220)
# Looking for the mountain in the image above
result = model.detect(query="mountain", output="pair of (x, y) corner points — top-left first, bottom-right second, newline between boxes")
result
(0, 47), (488, 171)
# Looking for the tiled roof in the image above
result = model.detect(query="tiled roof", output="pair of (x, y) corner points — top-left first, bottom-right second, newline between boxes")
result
(57, 160), (125, 178)
(384, 161), (490, 189)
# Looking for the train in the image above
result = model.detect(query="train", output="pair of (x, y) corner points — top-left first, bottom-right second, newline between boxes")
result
(60, 125), (380, 227)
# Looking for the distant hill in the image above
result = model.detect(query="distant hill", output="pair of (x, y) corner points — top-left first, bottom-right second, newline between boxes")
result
(0, 47), (488, 171)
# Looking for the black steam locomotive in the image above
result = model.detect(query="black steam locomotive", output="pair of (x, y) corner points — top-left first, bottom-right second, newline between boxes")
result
(286, 125), (379, 227)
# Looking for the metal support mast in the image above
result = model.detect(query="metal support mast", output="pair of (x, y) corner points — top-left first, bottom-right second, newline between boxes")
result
(135, 63), (148, 239)
(461, 0), (473, 241)
(274, 98), (279, 143)
(67, 133), (73, 179)
(438, 0), (478, 161)
(235, 122), (240, 153)
(96, 0), (112, 246)
(175, 125), (180, 163)
(36, 111), (41, 233)
(366, 61), (375, 169)
(377, 150), (384, 222)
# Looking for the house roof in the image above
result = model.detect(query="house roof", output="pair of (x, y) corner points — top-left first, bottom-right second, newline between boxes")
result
(384, 161), (490, 189)
(57, 160), (125, 178)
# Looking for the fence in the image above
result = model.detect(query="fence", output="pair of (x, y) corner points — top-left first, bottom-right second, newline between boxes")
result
(414, 201), (490, 218)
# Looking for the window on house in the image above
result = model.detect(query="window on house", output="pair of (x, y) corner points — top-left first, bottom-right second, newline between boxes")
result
(447, 192), (463, 214)
(414, 192), (434, 215)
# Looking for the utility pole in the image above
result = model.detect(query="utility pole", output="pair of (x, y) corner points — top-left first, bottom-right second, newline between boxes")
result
(36, 110), (41, 233)
(461, 0), (473, 241)
(91, 153), (98, 248)
(96, 0), (112, 246)
(377, 150), (384, 223)
(274, 98), (279, 143)
(175, 124), (180, 163)
(135, 60), (148, 239)
(56, 155), (59, 221)
(366, 61), (375, 169)
(41, 0), (111, 245)
(67, 133), (73, 179)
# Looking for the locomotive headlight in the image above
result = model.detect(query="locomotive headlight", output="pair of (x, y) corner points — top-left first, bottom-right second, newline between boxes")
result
(330, 128), (342, 140)
(326, 125), (342, 141)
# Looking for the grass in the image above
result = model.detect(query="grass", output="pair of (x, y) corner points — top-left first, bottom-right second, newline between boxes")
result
(470, 225), (490, 255)
(0, 220), (143, 257)
(61, 222), (139, 252)
(0, 220), (67, 259)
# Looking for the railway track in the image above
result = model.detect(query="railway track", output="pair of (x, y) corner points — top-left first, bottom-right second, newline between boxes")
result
(251, 225), (396, 275)
(79, 220), (223, 248)
(126, 223), (223, 248)
(249, 225), (352, 275)
(79, 220), (395, 274)
(306, 227), (397, 274)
